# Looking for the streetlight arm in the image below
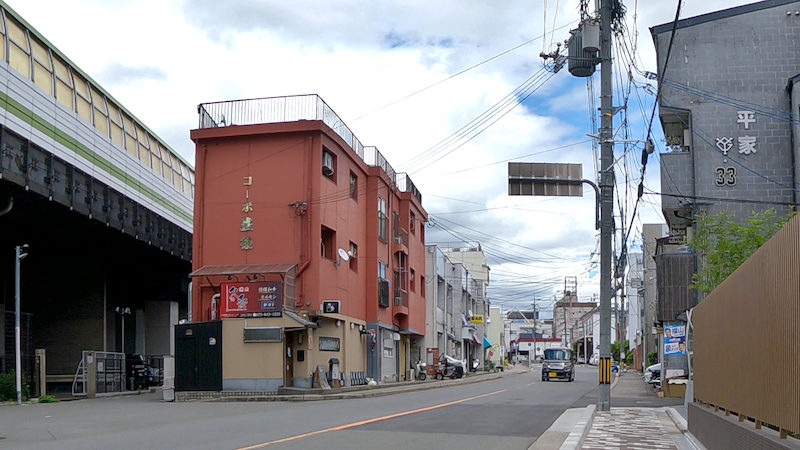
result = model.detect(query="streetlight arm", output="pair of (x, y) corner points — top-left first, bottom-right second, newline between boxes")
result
(581, 179), (600, 230)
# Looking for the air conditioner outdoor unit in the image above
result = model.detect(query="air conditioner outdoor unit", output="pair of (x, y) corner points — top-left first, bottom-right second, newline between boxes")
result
(394, 236), (403, 244)
(322, 152), (334, 176)
(394, 296), (402, 306)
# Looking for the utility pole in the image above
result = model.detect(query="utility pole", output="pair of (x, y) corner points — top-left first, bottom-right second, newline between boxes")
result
(15, 244), (28, 405)
(563, 300), (568, 347)
(598, 0), (614, 411)
(531, 298), (537, 364)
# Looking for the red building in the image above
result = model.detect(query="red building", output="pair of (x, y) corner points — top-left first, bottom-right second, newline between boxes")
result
(189, 95), (427, 389)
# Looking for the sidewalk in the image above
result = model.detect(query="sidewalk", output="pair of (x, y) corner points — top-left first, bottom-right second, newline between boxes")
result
(534, 370), (705, 450)
(175, 365), (524, 402)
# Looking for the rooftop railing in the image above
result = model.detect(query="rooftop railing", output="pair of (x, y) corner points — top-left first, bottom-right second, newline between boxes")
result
(197, 95), (421, 202)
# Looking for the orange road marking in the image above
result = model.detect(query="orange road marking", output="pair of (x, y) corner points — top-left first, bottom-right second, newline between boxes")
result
(237, 389), (507, 449)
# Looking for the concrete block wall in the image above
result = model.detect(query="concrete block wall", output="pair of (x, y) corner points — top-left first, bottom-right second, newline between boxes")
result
(655, 2), (800, 222)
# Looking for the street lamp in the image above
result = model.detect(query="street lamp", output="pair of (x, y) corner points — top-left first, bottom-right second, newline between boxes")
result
(115, 307), (132, 354)
(15, 244), (28, 405)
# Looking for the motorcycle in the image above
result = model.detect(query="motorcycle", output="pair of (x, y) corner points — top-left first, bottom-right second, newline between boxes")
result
(434, 354), (465, 380)
(414, 361), (427, 380)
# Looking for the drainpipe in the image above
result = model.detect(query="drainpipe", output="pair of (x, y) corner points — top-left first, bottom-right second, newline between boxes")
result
(187, 282), (193, 323)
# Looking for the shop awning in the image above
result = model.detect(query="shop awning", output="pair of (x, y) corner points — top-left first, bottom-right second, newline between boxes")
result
(483, 336), (492, 349)
(189, 262), (297, 277)
(284, 310), (319, 329)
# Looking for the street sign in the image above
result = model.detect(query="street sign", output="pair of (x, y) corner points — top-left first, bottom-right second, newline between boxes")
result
(322, 300), (340, 314)
(508, 162), (583, 197)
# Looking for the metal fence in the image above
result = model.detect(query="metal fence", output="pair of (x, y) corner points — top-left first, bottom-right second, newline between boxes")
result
(94, 351), (126, 394)
(693, 214), (800, 437)
(197, 95), (421, 203)
(1, 311), (33, 376)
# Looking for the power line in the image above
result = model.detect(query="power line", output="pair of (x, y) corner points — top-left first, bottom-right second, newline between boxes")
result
(349, 20), (578, 123)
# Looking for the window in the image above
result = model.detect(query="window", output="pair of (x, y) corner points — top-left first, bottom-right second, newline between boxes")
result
(322, 148), (336, 181)
(410, 211), (416, 235)
(321, 226), (335, 260)
(349, 172), (358, 200)
(378, 261), (386, 279)
(53, 55), (74, 111)
(420, 275), (426, 298)
(383, 336), (394, 357)
(410, 268), (416, 292)
(107, 101), (124, 148)
(349, 241), (358, 271)
(136, 126), (151, 167)
(122, 113), (138, 158)
(72, 73), (92, 124)
(90, 87), (109, 137)
(30, 36), (53, 96)
(0, 14), (6, 61)
(378, 197), (387, 242)
(7, 17), (30, 79)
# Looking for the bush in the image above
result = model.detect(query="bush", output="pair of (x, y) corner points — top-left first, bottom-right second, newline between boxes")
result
(648, 351), (658, 366)
(38, 394), (59, 403)
(0, 371), (29, 401)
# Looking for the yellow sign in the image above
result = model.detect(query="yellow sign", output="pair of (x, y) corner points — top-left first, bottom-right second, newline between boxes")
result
(469, 315), (484, 323)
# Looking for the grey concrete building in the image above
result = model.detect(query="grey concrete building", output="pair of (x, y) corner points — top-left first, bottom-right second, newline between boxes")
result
(653, 0), (800, 233)
(650, 0), (800, 387)
(641, 223), (667, 364)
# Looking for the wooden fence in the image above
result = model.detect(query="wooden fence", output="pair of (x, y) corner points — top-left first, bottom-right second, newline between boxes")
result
(693, 214), (800, 437)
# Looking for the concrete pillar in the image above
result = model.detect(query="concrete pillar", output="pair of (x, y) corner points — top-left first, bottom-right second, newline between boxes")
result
(86, 351), (96, 398)
(35, 348), (46, 397)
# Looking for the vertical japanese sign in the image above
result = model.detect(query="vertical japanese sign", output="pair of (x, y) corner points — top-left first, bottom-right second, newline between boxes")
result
(663, 324), (686, 355)
(220, 281), (283, 318)
(240, 176), (254, 250)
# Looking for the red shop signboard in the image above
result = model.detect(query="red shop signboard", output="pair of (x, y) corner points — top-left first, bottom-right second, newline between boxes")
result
(220, 281), (283, 318)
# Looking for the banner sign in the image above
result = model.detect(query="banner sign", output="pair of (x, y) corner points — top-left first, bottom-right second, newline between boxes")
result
(664, 324), (686, 355)
(220, 281), (283, 318)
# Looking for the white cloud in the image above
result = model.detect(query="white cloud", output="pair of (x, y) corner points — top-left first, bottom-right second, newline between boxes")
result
(4, 0), (756, 310)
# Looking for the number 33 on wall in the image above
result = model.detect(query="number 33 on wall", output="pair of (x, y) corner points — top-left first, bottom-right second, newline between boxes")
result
(714, 167), (736, 186)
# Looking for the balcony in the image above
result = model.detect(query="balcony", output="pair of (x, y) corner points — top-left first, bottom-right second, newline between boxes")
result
(392, 227), (408, 253)
(393, 289), (408, 317)
(197, 94), (422, 203)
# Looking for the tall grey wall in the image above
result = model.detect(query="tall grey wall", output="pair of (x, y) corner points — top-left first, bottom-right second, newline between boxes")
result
(654, 2), (800, 220)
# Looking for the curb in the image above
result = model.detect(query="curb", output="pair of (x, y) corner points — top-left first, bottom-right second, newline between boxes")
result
(665, 407), (707, 450)
(189, 373), (503, 402)
(559, 404), (596, 449)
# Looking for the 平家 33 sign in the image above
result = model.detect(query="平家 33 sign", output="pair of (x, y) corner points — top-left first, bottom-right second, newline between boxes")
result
(220, 281), (283, 318)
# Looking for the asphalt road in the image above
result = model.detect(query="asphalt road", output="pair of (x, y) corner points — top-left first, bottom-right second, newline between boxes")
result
(0, 365), (601, 450)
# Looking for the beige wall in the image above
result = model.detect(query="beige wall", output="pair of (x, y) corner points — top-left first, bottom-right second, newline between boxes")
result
(307, 317), (366, 380)
(222, 318), (285, 380)
(221, 315), (366, 386)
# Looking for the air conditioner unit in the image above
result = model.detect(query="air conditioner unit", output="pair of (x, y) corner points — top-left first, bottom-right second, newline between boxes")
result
(393, 236), (403, 244)
(378, 279), (390, 308)
(322, 152), (334, 176)
(394, 296), (402, 306)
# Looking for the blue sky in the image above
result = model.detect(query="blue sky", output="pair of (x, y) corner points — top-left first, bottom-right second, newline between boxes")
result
(6, 0), (758, 312)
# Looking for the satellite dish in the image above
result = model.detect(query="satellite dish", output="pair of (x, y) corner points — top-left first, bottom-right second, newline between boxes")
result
(338, 248), (350, 262)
